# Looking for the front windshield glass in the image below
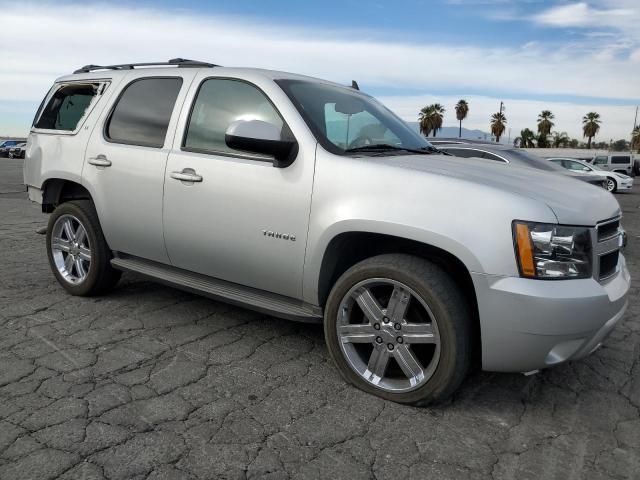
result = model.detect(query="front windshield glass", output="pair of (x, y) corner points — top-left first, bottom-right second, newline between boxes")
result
(276, 79), (435, 155)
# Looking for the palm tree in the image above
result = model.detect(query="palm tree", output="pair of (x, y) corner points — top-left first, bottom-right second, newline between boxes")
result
(537, 110), (555, 138)
(552, 131), (570, 148)
(418, 105), (433, 137)
(515, 128), (536, 148)
(631, 126), (640, 153)
(455, 100), (469, 138)
(430, 103), (446, 137)
(490, 112), (507, 143)
(582, 112), (601, 149)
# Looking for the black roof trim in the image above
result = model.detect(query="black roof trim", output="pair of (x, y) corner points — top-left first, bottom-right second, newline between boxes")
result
(73, 58), (218, 74)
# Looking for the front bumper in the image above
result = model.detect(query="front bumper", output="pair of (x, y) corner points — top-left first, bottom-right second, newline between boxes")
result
(617, 179), (633, 190)
(473, 254), (630, 372)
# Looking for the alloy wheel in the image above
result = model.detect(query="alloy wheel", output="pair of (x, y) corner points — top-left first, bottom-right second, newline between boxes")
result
(337, 278), (441, 392)
(50, 214), (92, 284)
(606, 179), (616, 192)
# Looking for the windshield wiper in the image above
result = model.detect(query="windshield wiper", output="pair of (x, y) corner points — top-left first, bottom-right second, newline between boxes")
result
(344, 144), (440, 155)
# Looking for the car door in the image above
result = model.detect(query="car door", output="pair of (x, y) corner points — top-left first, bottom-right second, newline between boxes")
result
(83, 72), (196, 263)
(162, 75), (315, 299)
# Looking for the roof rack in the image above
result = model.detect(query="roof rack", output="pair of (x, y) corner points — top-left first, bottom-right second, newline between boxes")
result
(73, 58), (218, 74)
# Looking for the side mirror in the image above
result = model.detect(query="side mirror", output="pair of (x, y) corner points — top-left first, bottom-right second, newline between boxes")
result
(582, 167), (590, 171)
(225, 120), (298, 168)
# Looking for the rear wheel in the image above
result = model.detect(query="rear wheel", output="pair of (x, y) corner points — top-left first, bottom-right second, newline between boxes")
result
(606, 177), (617, 192)
(46, 200), (121, 296)
(324, 254), (472, 406)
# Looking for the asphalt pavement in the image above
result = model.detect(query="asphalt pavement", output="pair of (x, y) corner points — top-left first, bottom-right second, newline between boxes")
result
(1, 157), (638, 479)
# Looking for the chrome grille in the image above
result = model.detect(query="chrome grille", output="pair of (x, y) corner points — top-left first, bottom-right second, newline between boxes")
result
(594, 216), (623, 281)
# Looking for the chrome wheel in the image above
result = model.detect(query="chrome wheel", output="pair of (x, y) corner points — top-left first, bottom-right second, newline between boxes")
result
(50, 214), (91, 284)
(606, 179), (616, 192)
(337, 278), (441, 393)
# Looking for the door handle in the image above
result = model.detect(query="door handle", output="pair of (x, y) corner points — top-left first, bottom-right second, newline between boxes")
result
(88, 155), (112, 167)
(170, 168), (203, 183)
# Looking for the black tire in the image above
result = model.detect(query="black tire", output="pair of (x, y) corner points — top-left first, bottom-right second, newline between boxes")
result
(324, 254), (472, 406)
(46, 200), (121, 296)
(606, 177), (617, 193)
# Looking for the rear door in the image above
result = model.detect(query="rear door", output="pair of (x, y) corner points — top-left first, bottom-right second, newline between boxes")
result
(162, 74), (315, 299)
(83, 72), (196, 263)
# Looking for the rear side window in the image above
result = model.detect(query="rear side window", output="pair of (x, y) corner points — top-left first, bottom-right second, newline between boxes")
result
(481, 152), (507, 162)
(34, 83), (98, 131)
(442, 148), (481, 158)
(611, 156), (631, 164)
(106, 77), (182, 148)
(183, 78), (283, 156)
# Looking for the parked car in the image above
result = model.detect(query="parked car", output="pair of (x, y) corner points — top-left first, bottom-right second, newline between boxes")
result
(548, 157), (633, 193)
(24, 59), (629, 405)
(427, 137), (493, 145)
(437, 143), (609, 189)
(590, 153), (635, 176)
(0, 140), (24, 157)
(8, 142), (26, 159)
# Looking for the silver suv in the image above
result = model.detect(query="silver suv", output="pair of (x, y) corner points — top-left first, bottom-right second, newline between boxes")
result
(23, 59), (630, 405)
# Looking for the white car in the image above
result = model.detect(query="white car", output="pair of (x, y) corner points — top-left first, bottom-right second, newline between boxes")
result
(548, 157), (634, 193)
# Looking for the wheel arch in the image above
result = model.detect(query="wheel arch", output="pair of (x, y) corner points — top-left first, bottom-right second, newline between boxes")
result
(41, 178), (92, 213)
(314, 230), (481, 365)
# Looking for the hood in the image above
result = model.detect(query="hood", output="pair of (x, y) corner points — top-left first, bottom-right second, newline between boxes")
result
(377, 154), (621, 225)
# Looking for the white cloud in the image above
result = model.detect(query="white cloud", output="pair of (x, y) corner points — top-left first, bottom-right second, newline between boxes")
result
(534, 1), (640, 43)
(381, 94), (638, 142)
(0, 2), (638, 139)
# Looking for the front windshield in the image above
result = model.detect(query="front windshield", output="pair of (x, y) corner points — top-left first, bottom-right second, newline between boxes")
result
(276, 79), (434, 155)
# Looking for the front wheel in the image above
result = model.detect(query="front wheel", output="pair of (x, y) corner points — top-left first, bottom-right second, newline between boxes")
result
(324, 254), (472, 406)
(46, 200), (121, 296)
(606, 177), (617, 193)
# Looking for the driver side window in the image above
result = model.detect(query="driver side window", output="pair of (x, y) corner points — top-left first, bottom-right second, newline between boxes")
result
(324, 104), (400, 149)
(183, 79), (284, 157)
(567, 160), (588, 171)
(594, 156), (608, 166)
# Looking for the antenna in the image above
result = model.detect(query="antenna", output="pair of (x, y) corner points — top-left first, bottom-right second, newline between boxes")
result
(351, 80), (360, 91)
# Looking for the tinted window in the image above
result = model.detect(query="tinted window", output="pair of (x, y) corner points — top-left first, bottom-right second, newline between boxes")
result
(506, 149), (559, 171)
(183, 79), (283, 156)
(593, 156), (608, 165)
(34, 83), (98, 131)
(106, 78), (182, 147)
(481, 152), (507, 162)
(611, 156), (631, 164)
(442, 148), (481, 158)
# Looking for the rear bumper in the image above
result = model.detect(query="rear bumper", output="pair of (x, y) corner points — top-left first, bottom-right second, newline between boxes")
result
(27, 185), (43, 204)
(473, 255), (630, 372)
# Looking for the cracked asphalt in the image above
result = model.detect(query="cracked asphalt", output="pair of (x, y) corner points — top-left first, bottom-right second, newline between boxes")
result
(1, 156), (639, 480)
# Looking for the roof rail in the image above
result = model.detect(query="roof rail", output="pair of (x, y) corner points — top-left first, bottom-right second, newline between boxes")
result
(73, 58), (218, 74)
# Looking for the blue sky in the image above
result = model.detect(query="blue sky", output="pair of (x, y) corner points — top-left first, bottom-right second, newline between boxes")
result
(1, 0), (639, 140)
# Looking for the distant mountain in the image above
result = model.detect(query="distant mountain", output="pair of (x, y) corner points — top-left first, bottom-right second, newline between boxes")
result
(405, 122), (497, 142)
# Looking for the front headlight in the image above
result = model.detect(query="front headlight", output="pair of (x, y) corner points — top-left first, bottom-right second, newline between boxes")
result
(513, 221), (592, 279)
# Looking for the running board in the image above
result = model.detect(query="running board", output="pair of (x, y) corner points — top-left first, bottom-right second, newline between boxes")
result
(110, 255), (323, 323)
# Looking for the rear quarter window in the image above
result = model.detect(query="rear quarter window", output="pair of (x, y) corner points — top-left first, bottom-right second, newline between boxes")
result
(611, 156), (631, 164)
(106, 77), (182, 148)
(33, 83), (99, 131)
